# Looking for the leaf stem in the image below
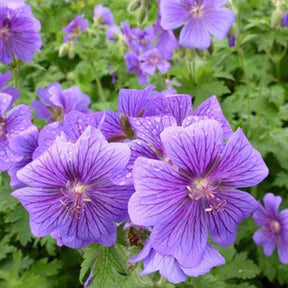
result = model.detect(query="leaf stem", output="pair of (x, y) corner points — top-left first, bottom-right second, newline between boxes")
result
(12, 55), (20, 89)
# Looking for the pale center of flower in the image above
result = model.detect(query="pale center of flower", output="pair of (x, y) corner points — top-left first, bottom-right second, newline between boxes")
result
(190, 4), (205, 18)
(0, 26), (9, 40)
(270, 220), (281, 234)
(149, 54), (160, 65)
(60, 181), (91, 218)
(187, 178), (226, 214)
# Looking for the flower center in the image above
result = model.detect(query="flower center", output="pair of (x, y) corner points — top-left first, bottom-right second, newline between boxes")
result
(187, 178), (226, 214)
(149, 54), (160, 65)
(270, 220), (281, 234)
(0, 25), (9, 40)
(60, 181), (91, 218)
(190, 4), (205, 18)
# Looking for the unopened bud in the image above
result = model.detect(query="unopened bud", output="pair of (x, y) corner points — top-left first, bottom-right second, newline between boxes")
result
(68, 44), (75, 59)
(59, 42), (69, 57)
(137, 4), (147, 25)
(128, 0), (142, 12)
(271, 8), (283, 28)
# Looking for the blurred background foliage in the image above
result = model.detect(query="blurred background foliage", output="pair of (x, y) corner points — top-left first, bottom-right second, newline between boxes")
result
(1, 0), (288, 287)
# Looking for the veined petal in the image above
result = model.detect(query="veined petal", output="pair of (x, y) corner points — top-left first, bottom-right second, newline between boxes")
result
(150, 200), (208, 268)
(207, 189), (257, 246)
(0, 93), (13, 116)
(161, 120), (223, 178)
(100, 110), (124, 140)
(183, 244), (225, 276)
(205, 8), (235, 40)
(74, 126), (130, 183)
(278, 210), (288, 263)
(128, 157), (188, 226)
(253, 229), (276, 256)
(12, 187), (69, 237)
(263, 193), (282, 218)
(211, 128), (269, 187)
(160, 0), (191, 30)
(179, 18), (211, 49)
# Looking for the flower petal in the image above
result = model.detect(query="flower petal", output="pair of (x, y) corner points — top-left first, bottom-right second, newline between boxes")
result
(179, 18), (211, 49)
(161, 120), (223, 177)
(205, 7), (235, 40)
(160, 0), (191, 30)
(263, 193), (282, 218)
(150, 200), (208, 268)
(207, 189), (257, 246)
(253, 229), (276, 256)
(211, 128), (269, 187)
(128, 157), (188, 226)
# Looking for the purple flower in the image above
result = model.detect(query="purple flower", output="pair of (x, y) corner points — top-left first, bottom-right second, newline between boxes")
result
(129, 120), (268, 267)
(12, 126), (133, 249)
(32, 83), (91, 122)
(283, 12), (288, 27)
(125, 51), (148, 85)
(63, 15), (88, 43)
(8, 125), (39, 188)
(160, 0), (235, 49)
(93, 4), (114, 26)
(130, 240), (225, 284)
(140, 48), (171, 76)
(0, 94), (33, 171)
(0, 4), (42, 65)
(106, 24), (122, 41)
(0, 71), (19, 101)
(228, 34), (236, 47)
(253, 193), (288, 264)
(121, 21), (155, 54)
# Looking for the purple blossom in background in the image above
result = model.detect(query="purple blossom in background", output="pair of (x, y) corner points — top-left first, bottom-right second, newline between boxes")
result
(63, 15), (88, 43)
(12, 126), (133, 249)
(283, 12), (288, 27)
(140, 48), (171, 76)
(0, 3), (42, 65)
(0, 94), (33, 171)
(8, 126), (39, 188)
(129, 120), (268, 268)
(125, 51), (148, 85)
(130, 240), (225, 283)
(32, 83), (91, 122)
(106, 24), (122, 41)
(93, 4), (114, 26)
(160, 0), (235, 49)
(0, 71), (19, 101)
(253, 193), (288, 264)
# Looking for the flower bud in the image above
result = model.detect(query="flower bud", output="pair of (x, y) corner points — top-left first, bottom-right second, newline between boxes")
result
(59, 42), (69, 57)
(128, 0), (142, 12)
(137, 4), (147, 25)
(271, 8), (283, 28)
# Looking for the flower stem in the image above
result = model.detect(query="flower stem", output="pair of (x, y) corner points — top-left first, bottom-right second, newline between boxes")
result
(237, 47), (251, 129)
(12, 55), (20, 89)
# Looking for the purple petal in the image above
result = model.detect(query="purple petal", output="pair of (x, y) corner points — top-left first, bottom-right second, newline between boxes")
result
(278, 210), (288, 263)
(118, 85), (155, 117)
(183, 244), (225, 276)
(74, 126), (131, 183)
(160, 0), (191, 30)
(179, 18), (211, 49)
(0, 71), (11, 90)
(207, 189), (257, 246)
(160, 120), (223, 177)
(263, 193), (282, 218)
(31, 100), (52, 120)
(253, 229), (276, 256)
(100, 110), (124, 140)
(0, 93), (13, 116)
(210, 128), (269, 187)
(150, 200), (207, 268)
(12, 187), (69, 237)
(204, 8), (235, 40)
(128, 157), (188, 226)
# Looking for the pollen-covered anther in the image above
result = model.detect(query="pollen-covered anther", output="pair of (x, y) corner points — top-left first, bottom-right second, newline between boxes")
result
(270, 220), (281, 234)
(190, 4), (205, 18)
(187, 178), (216, 200)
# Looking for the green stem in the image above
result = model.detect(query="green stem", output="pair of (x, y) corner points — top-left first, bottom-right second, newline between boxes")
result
(256, 51), (270, 126)
(94, 73), (105, 103)
(237, 48), (251, 129)
(12, 56), (19, 89)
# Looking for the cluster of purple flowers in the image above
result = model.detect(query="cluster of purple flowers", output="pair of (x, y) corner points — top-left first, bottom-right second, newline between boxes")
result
(0, 0), (42, 65)
(0, 72), (273, 282)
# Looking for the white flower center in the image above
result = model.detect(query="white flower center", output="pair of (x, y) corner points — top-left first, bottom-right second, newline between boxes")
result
(270, 220), (281, 234)
(149, 54), (159, 65)
(187, 178), (226, 214)
(190, 4), (205, 18)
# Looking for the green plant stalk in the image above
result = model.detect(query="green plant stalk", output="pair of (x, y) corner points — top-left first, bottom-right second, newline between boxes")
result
(256, 51), (270, 127)
(237, 48), (251, 129)
(12, 56), (20, 89)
